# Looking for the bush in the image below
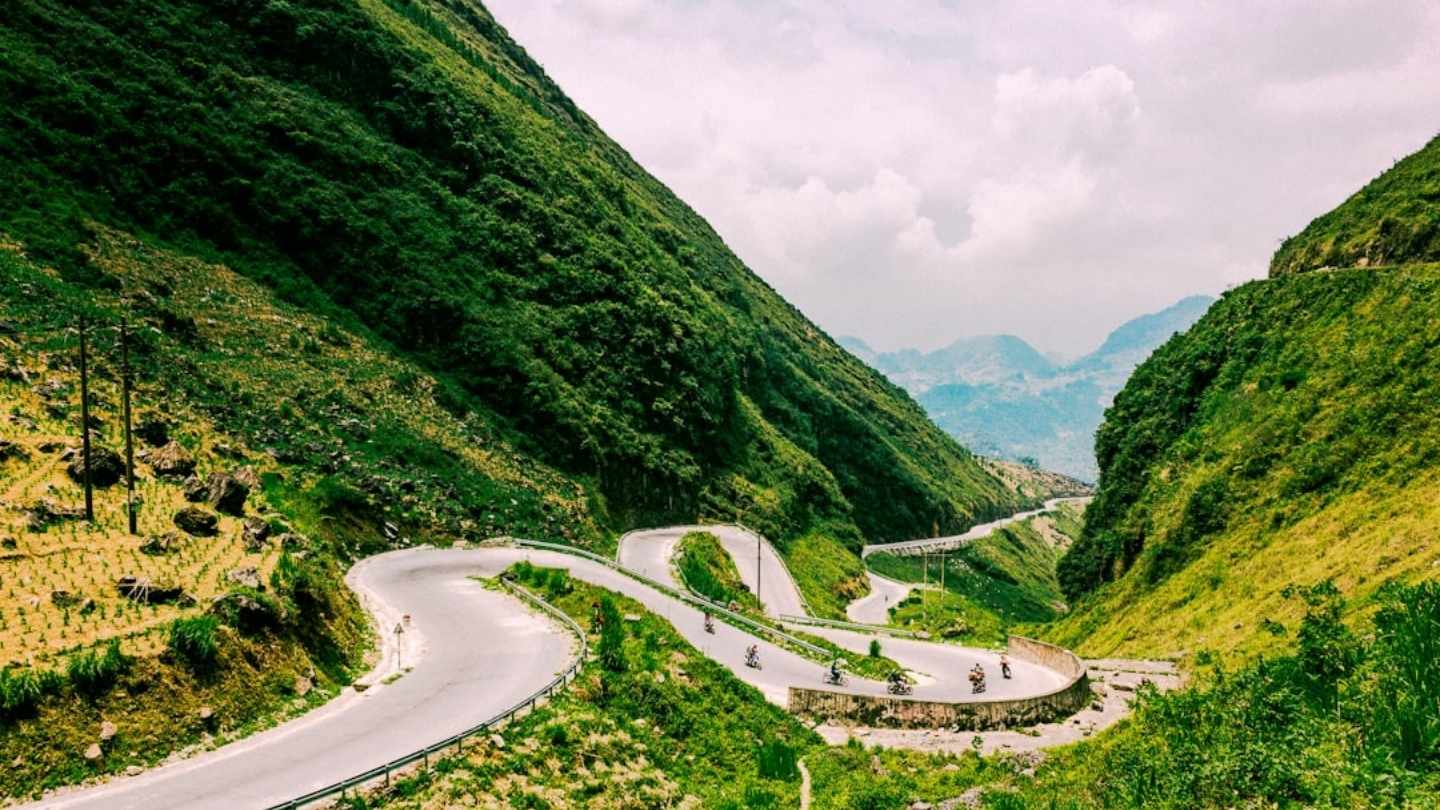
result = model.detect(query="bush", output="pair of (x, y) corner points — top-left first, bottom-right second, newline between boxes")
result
(168, 616), (221, 672)
(0, 666), (58, 717)
(66, 638), (131, 696)
(756, 739), (797, 780)
(597, 597), (626, 675)
(868, 639), (882, 658)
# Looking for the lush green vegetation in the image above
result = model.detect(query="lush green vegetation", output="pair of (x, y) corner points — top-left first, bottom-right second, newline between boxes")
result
(783, 530), (870, 619)
(376, 565), (818, 808)
(1272, 134), (1440, 275)
(0, 0), (1033, 558)
(865, 503), (1081, 642)
(1052, 263), (1440, 658)
(675, 531), (759, 612)
(996, 581), (1440, 808)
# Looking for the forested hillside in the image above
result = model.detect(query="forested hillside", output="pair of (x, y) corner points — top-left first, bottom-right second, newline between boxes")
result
(1053, 134), (1440, 659)
(0, 0), (1038, 557)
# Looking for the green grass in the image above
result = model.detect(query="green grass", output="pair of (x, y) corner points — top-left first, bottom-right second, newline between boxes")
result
(381, 564), (819, 808)
(782, 530), (870, 620)
(1272, 133), (1440, 275)
(675, 530), (760, 612)
(1054, 263), (1440, 659)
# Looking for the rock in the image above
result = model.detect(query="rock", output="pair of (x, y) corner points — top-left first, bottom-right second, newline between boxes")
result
(173, 506), (219, 537)
(1, 537), (15, 550)
(226, 566), (262, 589)
(148, 441), (195, 479)
(35, 378), (68, 401)
(210, 591), (281, 631)
(233, 467), (261, 491)
(115, 576), (185, 604)
(24, 499), (86, 531)
(140, 532), (183, 556)
(242, 517), (271, 551)
(489, 734), (506, 750)
(79, 598), (95, 615)
(294, 674), (312, 697)
(352, 681), (371, 693)
(84, 743), (102, 761)
(910, 802), (934, 810)
(66, 447), (125, 488)
(204, 472), (249, 516)
(125, 765), (143, 777)
(275, 532), (307, 551)
(36, 440), (65, 454)
(134, 415), (170, 447)
(0, 439), (28, 462)
(198, 706), (214, 721)
(939, 787), (986, 809)
(51, 590), (81, 608)
(99, 720), (117, 742)
(182, 475), (209, 502)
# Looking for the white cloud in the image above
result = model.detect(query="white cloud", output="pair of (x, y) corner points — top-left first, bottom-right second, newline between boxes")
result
(485, 0), (1440, 353)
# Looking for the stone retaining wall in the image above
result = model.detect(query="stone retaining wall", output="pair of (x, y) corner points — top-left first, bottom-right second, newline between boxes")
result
(788, 635), (1090, 731)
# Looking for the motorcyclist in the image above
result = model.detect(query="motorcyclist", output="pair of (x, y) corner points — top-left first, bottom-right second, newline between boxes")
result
(704, 612), (715, 634)
(886, 670), (909, 694)
(1000, 653), (1012, 680)
(828, 659), (843, 685)
(970, 664), (986, 694)
(746, 644), (760, 667)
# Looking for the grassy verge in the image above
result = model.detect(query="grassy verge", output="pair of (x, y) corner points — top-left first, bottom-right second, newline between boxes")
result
(675, 531), (761, 614)
(782, 531), (869, 620)
(370, 564), (818, 808)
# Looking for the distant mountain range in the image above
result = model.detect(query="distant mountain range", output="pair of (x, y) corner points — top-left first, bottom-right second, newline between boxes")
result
(841, 295), (1216, 481)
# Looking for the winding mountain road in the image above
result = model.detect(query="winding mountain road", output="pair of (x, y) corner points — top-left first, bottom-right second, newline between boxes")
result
(31, 512), (1082, 809)
(861, 497), (1090, 557)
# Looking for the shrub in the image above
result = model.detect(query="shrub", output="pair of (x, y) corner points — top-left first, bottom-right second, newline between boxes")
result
(597, 597), (626, 675)
(756, 739), (797, 780)
(67, 638), (131, 696)
(168, 615), (221, 672)
(868, 639), (881, 659)
(0, 667), (56, 717)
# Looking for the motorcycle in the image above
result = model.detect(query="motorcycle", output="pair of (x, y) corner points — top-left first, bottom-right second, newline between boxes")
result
(745, 647), (762, 669)
(886, 679), (912, 696)
(704, 614), (715, 634)
(824, 669), (848, 687)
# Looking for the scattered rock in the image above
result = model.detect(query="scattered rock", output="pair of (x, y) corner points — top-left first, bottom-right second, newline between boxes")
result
(36, 440), (65, 454)
(115, 576), (185, 604)
(275, 532), (307, 551)
(213, 442), (243, 459)
(173, 506), (219, 537)
(182, 475), (209, 503)
(35, 378), (68, 401)
(99, 720), (117, 742)
(125, 765), (143, 777)
(147, 441), (195, 479)
(242, 517), (271, 551)
(24, 499), (86, 531)
(353, 681), (371, 693)
(204, 472), (249, 516)
(910, 802), (934, 810)
(0, 439), (28, 462)
(51, 590), (81, 608)
(66, 447), (125, 488)
(79, 598), (95, 615)
(134, 415), (170, 447)
(939, 787), (985, 809)
(226, 566), (262, 590)
(1, 537), (15, 550)
(140, 532), (183, 556)
(198, 706), (214, 722)
(233, 467), (261, 491)
(489, 734), (506, 750)
(294, 674), (313, 697)
(83, 744), (102, 761)
(210, 591), (281, 631)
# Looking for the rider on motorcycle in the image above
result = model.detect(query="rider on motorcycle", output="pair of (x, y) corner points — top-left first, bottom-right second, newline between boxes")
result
(704, 612), (715, 633)
(828, 659), (843, 684)
(746, 644), (760, 667)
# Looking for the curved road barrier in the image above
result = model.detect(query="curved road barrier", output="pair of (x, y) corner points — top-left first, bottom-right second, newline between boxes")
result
(861, 497), (1091, 557)
(264, 579), (587, 810)
(789, 635), (1091, 731)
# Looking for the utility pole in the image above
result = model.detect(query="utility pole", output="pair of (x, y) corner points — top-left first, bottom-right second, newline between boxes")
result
(755, 531), (763, 613)
(78, 315), (94, 522)
(120, 316), (137, 535)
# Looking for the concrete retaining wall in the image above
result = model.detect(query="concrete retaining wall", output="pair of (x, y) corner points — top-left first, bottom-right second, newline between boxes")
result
(788, 635), (1090, 731)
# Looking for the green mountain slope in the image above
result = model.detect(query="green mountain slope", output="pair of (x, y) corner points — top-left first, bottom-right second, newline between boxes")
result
(1053, 136), (1440, 659)
(1272, 134), (1440, 275)
(0, 0), (1036, 556)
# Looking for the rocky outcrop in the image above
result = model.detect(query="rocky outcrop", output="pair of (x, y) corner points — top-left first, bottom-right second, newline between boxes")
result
(134, 415), (170, 447)
(24, 499), (86, 531)
(182, 475), (208, 502)
(146, 441), (195, 479)
(173, 506), (219, 537)
(226, 566), (262, 589)
(140, 532), (184, 555)
(204, 472), (249, 516)
(0, 439), (28, 462)
(115, 576), (185, 604)
(66, 447), (125, 487)
(242, 517), (270, 551)
(210, 590), (281, 632)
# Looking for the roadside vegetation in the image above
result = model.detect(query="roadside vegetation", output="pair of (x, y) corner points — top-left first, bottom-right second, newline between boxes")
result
(674, 531), (760, 613)
(369, 564), (817, 808)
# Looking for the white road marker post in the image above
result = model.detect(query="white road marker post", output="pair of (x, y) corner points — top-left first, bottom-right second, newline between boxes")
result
(394, 621), (405, 670)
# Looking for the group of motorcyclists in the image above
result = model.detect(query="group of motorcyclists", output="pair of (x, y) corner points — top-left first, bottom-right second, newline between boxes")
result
(698, 609), (1015, 695)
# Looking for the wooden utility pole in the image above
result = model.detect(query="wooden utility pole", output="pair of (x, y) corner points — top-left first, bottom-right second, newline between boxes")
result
(78, 315), (94, 522)
(121, 317), (137, 535)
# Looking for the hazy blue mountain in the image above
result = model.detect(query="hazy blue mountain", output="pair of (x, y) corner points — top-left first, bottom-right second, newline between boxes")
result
(845, 295), (1216, 481)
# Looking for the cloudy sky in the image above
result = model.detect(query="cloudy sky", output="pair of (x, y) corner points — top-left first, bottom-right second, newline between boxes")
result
(486, 0), (1440, 356)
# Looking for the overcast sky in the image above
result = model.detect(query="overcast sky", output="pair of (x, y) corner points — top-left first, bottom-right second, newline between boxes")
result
(486, 0), (1440, 356)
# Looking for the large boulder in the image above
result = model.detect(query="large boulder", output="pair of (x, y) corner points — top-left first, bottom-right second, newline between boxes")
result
(242, 517), (271, 551)
(182, 475), (208, 502)
(115, 576), (184, 604)
(204, 472), (248, 516)
(140, 532), (183, 556)
(173, 506), (218, 537)
(226, 566), (262, 590)
(0, 439), (28, 462)
(66, 447), (125, 488)
(210, 590), (282, 632)
(24, 499), (86, 531)
(147, 442), (195, 479)
(134, 415), (170, 447)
